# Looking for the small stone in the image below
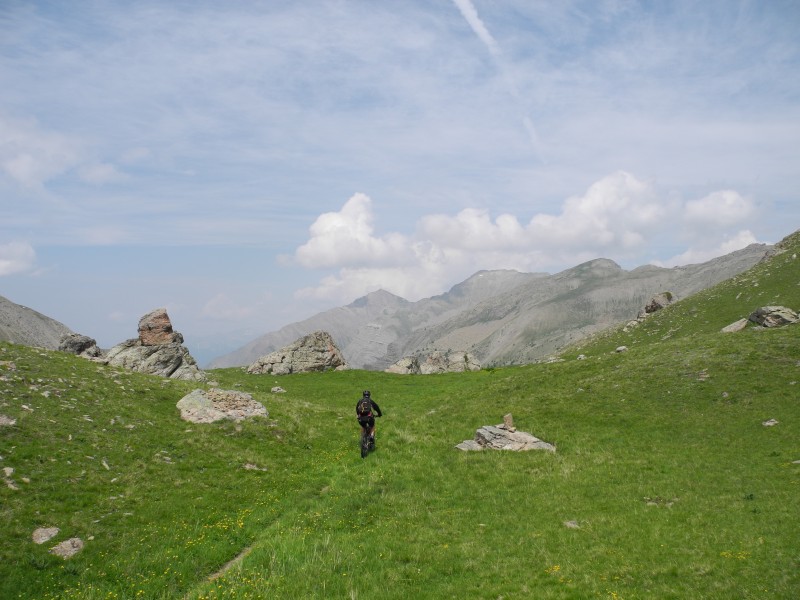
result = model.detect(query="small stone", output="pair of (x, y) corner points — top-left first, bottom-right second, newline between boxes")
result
(762, 419), (779, 427)
(564, 520), (580, 529)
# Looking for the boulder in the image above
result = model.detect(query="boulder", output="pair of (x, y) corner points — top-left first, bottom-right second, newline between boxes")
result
(748, 306), (799, 328)
(247, 331), (347, 375)
(104, 308), (206, 381)
(420, 350), (481, 374)
(138, 308), (182, 345)
(176, 388), (267, 423)
(456, 414), (555, 452)
(387, 351), (481, 375)
(58, 333), (103, 358)
(645, 292), (675, 314)
(384, 356), (421, 375)
(721, 318), (749, 333)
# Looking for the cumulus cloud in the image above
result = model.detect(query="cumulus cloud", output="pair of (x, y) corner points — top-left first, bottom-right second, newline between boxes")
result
(421, 171), (665, 255)
(684, 190), (755, 229)
(294, 193), (413, 269)
(0, 241), (36, 276)
(292, 172), (765, 305)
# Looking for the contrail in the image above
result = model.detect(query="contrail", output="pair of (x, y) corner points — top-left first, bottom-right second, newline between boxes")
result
(452, 0), (501, 58)
(452, 0), (545, 162)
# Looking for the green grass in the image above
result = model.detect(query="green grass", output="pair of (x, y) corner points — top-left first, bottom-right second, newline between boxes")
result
(1, 234), (799, 598)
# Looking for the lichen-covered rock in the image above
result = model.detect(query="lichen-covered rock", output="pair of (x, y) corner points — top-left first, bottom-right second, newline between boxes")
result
(177, 389), (267, 423)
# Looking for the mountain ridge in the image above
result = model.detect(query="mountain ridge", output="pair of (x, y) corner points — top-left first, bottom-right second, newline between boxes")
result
(210, 242), (774, 370)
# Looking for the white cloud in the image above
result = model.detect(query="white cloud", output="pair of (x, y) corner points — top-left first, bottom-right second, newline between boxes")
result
(684, 190), (755, 229)
(292, 172), (736, 304)
(0, 115), (82, 188)
(656, 230), (760, 267)
(421, 171), (665, 255)
(294, 193), (413, 269)
(0, 241), (36, 276)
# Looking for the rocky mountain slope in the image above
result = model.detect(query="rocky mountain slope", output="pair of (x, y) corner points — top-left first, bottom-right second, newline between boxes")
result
(0, 294), (73, 349)
(211, 242), (773, 370)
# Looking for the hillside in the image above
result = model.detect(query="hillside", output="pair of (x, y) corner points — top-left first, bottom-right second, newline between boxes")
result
(0, 294), (73, 349)
(1, 231), (798, 598)
(211, 242), (771, 370)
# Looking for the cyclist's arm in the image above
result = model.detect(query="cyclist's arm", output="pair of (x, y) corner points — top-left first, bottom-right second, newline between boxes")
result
(371, 400), (383, 417)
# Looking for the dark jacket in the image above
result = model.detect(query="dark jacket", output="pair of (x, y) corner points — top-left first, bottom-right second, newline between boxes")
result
(356, 398), (382, 419)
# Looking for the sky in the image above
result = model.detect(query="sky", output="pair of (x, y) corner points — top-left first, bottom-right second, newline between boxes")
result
(1, 0), (799, 365)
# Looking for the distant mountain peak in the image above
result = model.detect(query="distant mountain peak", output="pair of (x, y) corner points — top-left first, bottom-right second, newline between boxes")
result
(347, 289), (408, 309)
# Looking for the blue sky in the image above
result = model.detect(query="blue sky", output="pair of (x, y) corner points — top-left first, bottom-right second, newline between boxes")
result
(1, 0), (799, 364)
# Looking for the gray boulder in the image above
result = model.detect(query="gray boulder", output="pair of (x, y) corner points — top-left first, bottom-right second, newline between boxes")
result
(385, 356), (421, 375)
(721, 318), (750, 333)
(748, 306), (799, 328)
(58, 333), (103, 358)
(420, 350), (481, 374)
(176, 388), (267, 423)
(387, 350), (481, 375)
(104, 308), (206, 381)
(247, 331), (347, 375)
(456, 414), (555, 452)
(645, 292), (675, 314)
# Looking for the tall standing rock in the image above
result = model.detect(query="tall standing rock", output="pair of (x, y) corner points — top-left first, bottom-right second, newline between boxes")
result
(104, 308), (206, 381)
(138, 308), (183, 345)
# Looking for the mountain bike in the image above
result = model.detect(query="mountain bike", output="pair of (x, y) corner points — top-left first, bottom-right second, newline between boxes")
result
(359, 423), (376, 458)
(360, 426), (371, 458)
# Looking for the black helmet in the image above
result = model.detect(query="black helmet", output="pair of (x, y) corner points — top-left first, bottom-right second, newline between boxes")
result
(363, 390), (370, 398)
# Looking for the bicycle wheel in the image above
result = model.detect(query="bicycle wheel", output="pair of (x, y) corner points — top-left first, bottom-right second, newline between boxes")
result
(360, 431), (369, 458)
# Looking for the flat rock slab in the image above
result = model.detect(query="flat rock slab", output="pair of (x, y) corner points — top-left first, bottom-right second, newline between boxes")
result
(50, 537), (84, 559)
(177, 389), (267, 423)
(457, 423), (556, 452)
(33, 527), (60, 544)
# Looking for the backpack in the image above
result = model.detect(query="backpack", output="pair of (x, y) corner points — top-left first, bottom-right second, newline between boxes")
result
(357, 397), (372, 419)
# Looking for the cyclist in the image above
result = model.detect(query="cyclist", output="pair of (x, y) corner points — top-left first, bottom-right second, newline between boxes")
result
(356, 390), (382, 449)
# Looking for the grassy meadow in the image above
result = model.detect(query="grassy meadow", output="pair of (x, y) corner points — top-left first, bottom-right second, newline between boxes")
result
(1, 234), (799, 599)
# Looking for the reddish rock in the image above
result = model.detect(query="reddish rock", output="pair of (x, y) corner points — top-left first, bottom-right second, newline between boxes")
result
(138, 308), (181, 345)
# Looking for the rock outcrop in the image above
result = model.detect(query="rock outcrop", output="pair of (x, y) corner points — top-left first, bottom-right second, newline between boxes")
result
(247, 331), (347, 375)
(644, 292), (674, 314)
(104, 308), (206, 381)
(386, 351), (481, 374)
(748, 306), (798, 328)
(176, 389), (267, 423)
(58, 333), (103, 358)
(385, 356), (421, 374)
(456, 414), (555, 452)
